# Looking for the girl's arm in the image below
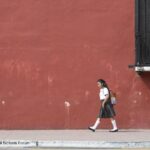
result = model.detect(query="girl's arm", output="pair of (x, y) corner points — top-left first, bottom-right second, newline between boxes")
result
(102, 94), (109, 108)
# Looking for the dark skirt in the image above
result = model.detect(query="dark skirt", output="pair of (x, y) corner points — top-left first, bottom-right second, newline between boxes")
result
(99, 101), (116, 118)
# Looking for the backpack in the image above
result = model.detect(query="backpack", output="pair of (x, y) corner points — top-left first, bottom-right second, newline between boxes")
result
(110, 90), (117, 105)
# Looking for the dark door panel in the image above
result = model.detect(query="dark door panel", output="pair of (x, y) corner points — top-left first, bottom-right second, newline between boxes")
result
(135, 0), (150, 66)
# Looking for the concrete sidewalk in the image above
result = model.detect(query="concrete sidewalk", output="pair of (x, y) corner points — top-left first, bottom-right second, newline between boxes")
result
(0, 129), (149, 149)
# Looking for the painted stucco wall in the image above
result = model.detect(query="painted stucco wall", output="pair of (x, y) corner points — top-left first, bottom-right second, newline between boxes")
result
(0, 0), (149, 129)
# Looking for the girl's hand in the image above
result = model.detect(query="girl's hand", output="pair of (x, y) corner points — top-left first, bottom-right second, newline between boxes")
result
(102, 101), (105, 108)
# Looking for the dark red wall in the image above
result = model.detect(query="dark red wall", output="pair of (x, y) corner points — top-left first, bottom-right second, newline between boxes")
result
(0, 0), (149, 129)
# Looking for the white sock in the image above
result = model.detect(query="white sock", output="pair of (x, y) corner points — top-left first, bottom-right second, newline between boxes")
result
(91, 119), (100, 129)
(111, 120), (117, 130)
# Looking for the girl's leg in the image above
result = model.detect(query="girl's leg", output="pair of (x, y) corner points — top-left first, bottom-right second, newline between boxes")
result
(88, 118), (101, 132)
(110, 118), (118, 132)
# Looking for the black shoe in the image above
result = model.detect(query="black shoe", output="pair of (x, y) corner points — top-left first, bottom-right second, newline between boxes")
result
(109, 129), (118, 132)
(88, 127), (95, 132)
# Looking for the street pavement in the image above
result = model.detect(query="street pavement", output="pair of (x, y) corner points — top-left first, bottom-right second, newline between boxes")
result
(0, 129), (149, 149)
(0, 148), (150, 150)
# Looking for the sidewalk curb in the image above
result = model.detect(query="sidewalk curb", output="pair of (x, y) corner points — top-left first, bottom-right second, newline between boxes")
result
(38, 140), (150, 149)
(0, 140), (150, 149)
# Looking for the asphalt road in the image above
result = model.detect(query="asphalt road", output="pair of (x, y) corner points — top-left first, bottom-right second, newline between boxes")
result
(0, 148), (149, 150)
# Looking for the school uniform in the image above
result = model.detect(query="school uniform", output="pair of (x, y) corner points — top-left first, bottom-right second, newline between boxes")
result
(99, 87), (116, 118)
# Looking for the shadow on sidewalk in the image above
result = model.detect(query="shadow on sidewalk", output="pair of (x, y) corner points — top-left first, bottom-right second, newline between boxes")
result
(95, 129), (143, 132)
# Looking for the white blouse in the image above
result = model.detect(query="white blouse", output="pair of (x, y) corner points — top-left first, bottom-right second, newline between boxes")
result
(99, 87), (109, 101)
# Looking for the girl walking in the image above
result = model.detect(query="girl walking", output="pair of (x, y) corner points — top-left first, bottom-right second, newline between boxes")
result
(88, 79), (118, 132)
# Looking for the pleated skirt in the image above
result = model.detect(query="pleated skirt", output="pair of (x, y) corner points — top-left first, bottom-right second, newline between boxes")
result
(99, 101), (116, 118)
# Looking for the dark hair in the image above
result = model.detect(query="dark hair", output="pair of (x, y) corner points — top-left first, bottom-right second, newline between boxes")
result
(97, 79), (108, 88)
